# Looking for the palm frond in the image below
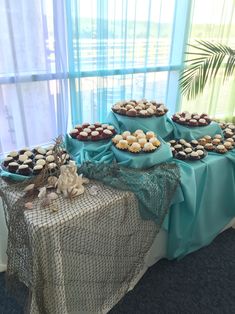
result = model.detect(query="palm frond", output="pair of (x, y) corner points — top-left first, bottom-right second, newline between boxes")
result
(179, 40), (235, 99)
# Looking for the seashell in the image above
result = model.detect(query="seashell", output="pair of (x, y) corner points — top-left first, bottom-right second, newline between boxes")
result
(40, 197), (51, 207)
(25, 202), (33, 210)
(67, 186), (84, 198)
(47, 176), (58, 187)
(47, 192), (58, 200)
(51, 206), (59, 212)
(38, 187), (47, 199)
(23, 184), (35, 192)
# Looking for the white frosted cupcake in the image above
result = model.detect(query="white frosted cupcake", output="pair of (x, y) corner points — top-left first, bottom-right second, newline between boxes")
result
(142, 142), (156, 153)
(112, 134), (123, 144)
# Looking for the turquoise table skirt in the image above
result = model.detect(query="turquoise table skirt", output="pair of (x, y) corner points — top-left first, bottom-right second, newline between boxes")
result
(106, 111), (174, 140)
(171, 121), (223, 141)
(164, 149), (235, 259)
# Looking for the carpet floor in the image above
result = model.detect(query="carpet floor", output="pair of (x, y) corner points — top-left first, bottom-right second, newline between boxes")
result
(1, 228), (235, 314)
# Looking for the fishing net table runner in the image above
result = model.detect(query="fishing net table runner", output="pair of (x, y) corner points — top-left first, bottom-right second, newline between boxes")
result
(0, 178), (158, 314)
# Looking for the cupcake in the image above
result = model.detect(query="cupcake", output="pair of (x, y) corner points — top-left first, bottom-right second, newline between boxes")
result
(112, 134), (123, 144)
(149, 137), (161, 147)
(189, 119), (198, 126)
(48, 162), (58, 173)
(204, 143), (214, 151)
(19, 147), (30, 155)
(214, 134), (223, 140)
(226, 138), (234, 144)
(94, 122), (102, 128)
(35, 147), (46, 155)
(75, 124), (83, 131)
(212, 138), (221, 145)
(196, 145), (204, 150)
(169, 140), (177, 145)
(106, 125), (116, 134)
(142, 142), (156, 153)
(122, 131), (131, 139)
(7, 151), (19, 160)
(146, 131), (155, 140)
(91, 131), (100, 141)
(34, 154), (45, 161)
(77, 131), (89, 141)
(3, 157), (14, 167)
(102, 124), (109, 129)
(24, 150), (34, 159)
(138, 138), (147, 148)
(171, 147), (176, 156)
(156, 108), (165, 116)
(18, 154), (28, 164)
(46, 155), (55, 163)
(89, 125), (96, 131)
(102, 129), (113, 139)
(184, 147), (193, 154)
(224, 142), (233, 150)
(178, 117), (187, 125)
(198, 118), (207, 126)
(46, 150), (53, 156)
(134, 129), (145, 136)
(96, 127), (104, 135)
(174, 144), (183, 152)
(33, 164), (43, 175)
(216, 144), (227, 154)
(18, 164), (32, 176)
(184, 143), (192, 148)
(116, 140), (129, 150)
(204, 135), (212, 143)
(176, 151), (187, 160)
(136, 133), (146, 140)
(179, 139), (187, 145)
(36, 159), (46, 166)
(83, 128), (92, 135)
(8, 162), (19, 173)
(82, 123), (90, 128)
(70, 129), (79, 138)
(126, 108), (137, 117)
(61, 153), (70, 163)
(23, 159), (34, 168)
(128, 142), (141, 153)
(126, 135), (137, 145)
(196, 150), (205, 159)
(190, 151), (200, 160)
(198, 138), (207, 146)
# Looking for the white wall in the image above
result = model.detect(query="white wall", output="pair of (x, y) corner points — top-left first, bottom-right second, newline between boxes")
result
(0, 199), (8, 272)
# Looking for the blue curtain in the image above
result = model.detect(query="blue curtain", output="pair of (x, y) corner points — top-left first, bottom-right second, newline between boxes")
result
(66, 0), (192, 126)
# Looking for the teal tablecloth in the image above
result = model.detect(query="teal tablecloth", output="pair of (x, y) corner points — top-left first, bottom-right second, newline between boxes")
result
(65, 134), (114, 165)
(164, 149), (235, 259)
(171, 121), (223, 141)
(107, 111), (174, 140)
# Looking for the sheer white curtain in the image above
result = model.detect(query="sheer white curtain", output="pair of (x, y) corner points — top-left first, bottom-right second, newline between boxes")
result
(0, 0), (68, 155)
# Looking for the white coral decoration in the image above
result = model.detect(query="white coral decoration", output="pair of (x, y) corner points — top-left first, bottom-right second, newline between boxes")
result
(56, 161), (88, 198)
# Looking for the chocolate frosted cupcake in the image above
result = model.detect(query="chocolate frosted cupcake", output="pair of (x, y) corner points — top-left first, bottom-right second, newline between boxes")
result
(8, 162), (19, 173)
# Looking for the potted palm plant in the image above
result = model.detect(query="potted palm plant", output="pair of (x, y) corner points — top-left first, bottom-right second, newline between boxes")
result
(179, 40), (235, 100)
